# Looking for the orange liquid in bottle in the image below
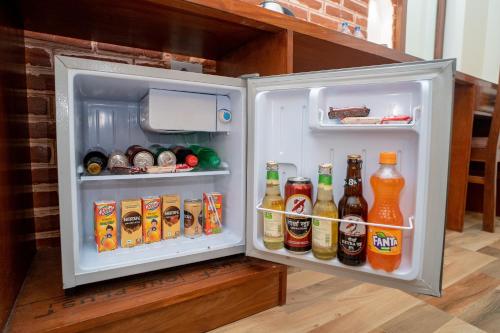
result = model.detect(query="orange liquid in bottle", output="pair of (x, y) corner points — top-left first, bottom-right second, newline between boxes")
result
(367, 152), (405, 272)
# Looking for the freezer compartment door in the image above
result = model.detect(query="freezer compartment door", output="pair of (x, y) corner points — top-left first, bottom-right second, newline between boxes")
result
(245, 60), (455, 296)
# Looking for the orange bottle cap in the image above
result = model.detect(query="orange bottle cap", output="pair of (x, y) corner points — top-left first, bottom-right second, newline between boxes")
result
(379, 151), (397, 164)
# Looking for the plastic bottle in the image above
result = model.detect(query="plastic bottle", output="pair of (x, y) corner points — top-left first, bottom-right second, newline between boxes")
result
(367, 152), (405, 272)
(170, 146), (198, 167)
(339, 22), (352, 35)
(354, 26), (364, 39)
(189, 145), (221, 169)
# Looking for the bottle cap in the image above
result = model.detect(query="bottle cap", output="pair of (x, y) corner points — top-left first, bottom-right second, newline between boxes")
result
(347, 154), (362, 161)
(87, 162), (102, 175)
(379, 151), (397, 164)
(318, 163), (332, 175)
(185, 154), (199, 167)
(209, 155), (221, 168)
(266, 161), (279, 171)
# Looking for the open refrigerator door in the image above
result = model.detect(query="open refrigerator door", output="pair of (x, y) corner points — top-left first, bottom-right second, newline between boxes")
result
(245, 60), (455, 296)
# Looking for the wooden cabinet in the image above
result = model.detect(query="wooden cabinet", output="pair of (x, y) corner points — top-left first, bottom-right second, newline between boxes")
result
(1, 0), (495, 329)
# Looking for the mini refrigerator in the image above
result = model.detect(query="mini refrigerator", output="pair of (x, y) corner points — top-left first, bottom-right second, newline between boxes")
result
(55, 55), (454, 296)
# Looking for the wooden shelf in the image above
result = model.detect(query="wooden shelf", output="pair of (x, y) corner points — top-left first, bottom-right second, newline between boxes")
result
(7, 248), (287, 333)
(20, 0), (279, 60)
(19, 0), (417, 68)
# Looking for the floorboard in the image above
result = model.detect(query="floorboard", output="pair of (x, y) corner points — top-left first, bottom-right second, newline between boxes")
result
(212, 213), (500, 333)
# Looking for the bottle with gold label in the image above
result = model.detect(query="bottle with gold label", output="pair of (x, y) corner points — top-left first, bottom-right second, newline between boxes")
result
(262, 161), (285, 250)
(312, 163), (338, 260)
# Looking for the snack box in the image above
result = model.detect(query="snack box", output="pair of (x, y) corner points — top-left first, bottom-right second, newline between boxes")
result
(142, 196), (162, 243)
(203, 192), (223, 235)
(94, 200), (118, 252)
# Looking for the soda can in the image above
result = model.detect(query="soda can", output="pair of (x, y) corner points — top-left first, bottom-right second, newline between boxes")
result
(157, 150), (176, 167)
(184, 199), (203, 238)
(126, 145), (154, 168)
(108, 150), (129, 171)
(284, 177), (313, 254)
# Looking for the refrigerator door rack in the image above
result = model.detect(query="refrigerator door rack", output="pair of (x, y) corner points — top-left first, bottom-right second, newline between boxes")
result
(308, 81), (425, 130)
(256, 202), (415, 231)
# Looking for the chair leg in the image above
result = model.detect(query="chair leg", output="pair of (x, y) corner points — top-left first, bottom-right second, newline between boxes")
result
(482, 159), (497, 232)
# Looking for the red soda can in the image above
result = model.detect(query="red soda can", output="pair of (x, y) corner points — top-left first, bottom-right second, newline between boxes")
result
(284, 177), (313, 254)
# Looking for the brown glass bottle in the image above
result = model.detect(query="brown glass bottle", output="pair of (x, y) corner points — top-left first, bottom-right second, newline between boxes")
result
(337, 154), (368, 266)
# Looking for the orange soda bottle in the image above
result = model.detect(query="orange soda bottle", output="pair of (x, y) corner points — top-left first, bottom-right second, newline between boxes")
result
(367, 152), (405, 272)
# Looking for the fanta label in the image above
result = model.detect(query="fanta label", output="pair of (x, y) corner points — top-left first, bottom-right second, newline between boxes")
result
(368, 228), (401, 255)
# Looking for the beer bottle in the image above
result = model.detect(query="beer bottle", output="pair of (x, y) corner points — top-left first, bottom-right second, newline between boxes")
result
(312, 163), (338, 260)
(262, 161), (285, 250)
(337, 155), (368, 266)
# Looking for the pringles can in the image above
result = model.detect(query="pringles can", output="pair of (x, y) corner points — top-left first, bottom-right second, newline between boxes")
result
(108, 150), (129, 173)
(284, 177), (313, 253)
(149, 144), (176, 167)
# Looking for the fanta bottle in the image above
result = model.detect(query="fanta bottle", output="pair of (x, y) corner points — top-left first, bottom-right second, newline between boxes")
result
(367, 152), (405, 272)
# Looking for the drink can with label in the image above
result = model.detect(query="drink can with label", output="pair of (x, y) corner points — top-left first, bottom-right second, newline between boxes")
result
(284, 177), (313, 253)
(184, 199), (203, 238)
(108, 150), (129, 172)
(125, 145), (155, 168)
(149, 144), (177, 167)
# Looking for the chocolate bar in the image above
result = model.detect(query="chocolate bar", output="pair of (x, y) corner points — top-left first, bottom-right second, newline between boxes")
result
(328, 106), (370, 120)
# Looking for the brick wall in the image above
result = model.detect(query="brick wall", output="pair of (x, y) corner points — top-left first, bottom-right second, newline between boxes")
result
(242, 0), (369, 33)
(23, 31), (216, 248)
(24, 1), (368, 248)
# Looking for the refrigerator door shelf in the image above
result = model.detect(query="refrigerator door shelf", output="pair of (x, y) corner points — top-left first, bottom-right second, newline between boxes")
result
(246, 60), (455, 296)
(255, 202), (417, 281)
(308, 81), (424, 131)
(256, 201), (415, 230)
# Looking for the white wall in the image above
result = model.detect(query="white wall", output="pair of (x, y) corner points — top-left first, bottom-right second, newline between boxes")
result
(367, 0), (394, 48)
(443, 0), (500, 83)
(482, 0), (500, 83)
(405, 0), (438, 60)
(442, 0), (466, 69)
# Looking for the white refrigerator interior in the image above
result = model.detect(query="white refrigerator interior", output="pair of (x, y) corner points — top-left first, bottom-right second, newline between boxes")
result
(55, 56), (246, 288)
(56, 56), (454, 296)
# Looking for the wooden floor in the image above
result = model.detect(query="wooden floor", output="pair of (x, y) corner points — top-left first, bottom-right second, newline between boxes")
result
(212, 212), (500, 333)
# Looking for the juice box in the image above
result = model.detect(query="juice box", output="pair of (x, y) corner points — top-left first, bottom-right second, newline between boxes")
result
(162, 194), (181, 239)
(142, 196), (162, 243)
(94, 200), (117, 252)
(203, 192), (223, 235)
(121, 199), (143, 248)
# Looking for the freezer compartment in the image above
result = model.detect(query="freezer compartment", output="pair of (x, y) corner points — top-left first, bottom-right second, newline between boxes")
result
(139, 89), (232, 133)
(250, 83), (426, 281)
(56, 56), (247, 286)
